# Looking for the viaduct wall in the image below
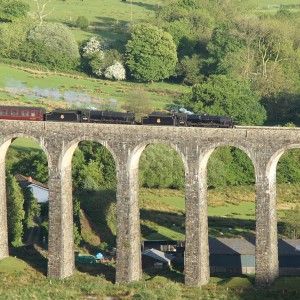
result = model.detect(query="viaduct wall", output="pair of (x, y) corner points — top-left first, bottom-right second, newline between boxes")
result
(0, 120), (300, 287)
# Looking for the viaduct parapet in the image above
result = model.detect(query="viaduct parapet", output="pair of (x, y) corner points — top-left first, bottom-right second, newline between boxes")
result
(0, 120), (299, 287)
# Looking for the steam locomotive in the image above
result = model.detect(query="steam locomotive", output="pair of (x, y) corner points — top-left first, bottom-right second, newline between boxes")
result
(0, 106), (234, 128)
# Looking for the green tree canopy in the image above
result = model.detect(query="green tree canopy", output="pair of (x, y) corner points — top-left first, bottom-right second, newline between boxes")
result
(0, 17), (37, 59)
(125, 23), (177, 82)
(27, 22), (80, 69)
(6, 172), (25, 245)
(0, 0), (29, 22)
(139, 144), (184, 189)
(178, 75), (267, 125)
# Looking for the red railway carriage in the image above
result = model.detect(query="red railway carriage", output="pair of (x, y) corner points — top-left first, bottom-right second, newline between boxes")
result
(0, 106), (45, 121)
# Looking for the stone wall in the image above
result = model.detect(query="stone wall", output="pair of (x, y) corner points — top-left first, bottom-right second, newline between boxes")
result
(0, 120), (300, 287)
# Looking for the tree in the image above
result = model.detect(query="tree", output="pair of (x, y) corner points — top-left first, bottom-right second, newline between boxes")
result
(72, 142), (116, 191)
(178, 75), (267, 125)
(6, 172), (25, 245)
(32, 0), (54, 25)
(0, 0), (29, 22)
(139, 144), (184, 189)
(22, 186), (41, 229)
(0, 17), (37, 59)
(10, 151), (48, 183)
(27, 22), (80, 69)
(104, 61), (126, 81)
(76, 16), (89, 30)
(125, 23), (177, 82)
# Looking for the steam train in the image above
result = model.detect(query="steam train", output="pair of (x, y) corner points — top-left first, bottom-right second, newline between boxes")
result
(0, 106), (234, 128)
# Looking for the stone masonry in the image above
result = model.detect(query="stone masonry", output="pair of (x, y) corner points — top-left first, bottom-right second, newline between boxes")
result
(0, 120), (300, 287)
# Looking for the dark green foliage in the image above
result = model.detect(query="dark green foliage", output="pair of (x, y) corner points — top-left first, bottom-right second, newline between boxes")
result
(6, 172), (25, 245)
(72, 141), (116, 191)
(262, 93), (300, 126)
(207, 21), (243, 74)
(176, 54), (205, 85)
(277, 149), (300, 184)
(178, 75), (267, 125)
(22, 186), (41, 229)
(22, 40), (80, 70)
(0, 0), (29, 22)
(73, 196), (82, 246)
(125, 23), (177, 82)
(8, 150), (48, 183)
(208, 147), (255, 188)
(76, 16), (89, 29)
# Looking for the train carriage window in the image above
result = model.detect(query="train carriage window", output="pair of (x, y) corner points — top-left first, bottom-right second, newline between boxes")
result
(31, 112), (36, 117)
(0, 110), (8, 115)
(11, 110), (18, 116)
(22, 111), (29, 116)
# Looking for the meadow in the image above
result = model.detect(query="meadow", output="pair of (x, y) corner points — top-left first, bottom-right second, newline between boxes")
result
(0, 63), (189, 111)
(18, 0), (300, 44)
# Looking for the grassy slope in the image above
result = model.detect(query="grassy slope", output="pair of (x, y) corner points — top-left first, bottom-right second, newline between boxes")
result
(0, 63), (189, 111)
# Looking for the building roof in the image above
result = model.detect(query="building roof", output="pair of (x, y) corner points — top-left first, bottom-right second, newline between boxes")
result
(209, 238), (300, 256)
(278, 239), (300, 256)
(209, 238), (255, 255)
(15, 174), (48, 190)
(142, 248), (175, 263)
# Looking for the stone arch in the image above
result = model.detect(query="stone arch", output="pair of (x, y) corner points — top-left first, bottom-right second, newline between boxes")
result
(266, 143), (300, 182)
(201, 142), (257, 278)
(0, 134), (50, 260)
(200, 142), (258, 179)
(59, 137), (119, 170)
(48, 137), (119, 279)
(1, 133), (51, 165)
(126, 139), (187, 279)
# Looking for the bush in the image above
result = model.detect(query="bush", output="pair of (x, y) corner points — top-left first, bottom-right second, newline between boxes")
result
(104, 61), (126, 80)
(27, 22), (80, 70)
(76, 16), (89, 29)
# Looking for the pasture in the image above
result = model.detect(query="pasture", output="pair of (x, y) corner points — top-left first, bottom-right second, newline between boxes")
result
(0, 63), (188, 111)
(19, 0), (300, 44)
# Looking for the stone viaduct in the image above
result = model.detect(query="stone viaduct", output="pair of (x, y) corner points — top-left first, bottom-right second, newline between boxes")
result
(0, 119), (299, 287)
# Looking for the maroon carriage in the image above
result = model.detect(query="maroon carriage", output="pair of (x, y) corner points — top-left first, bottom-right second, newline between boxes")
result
(0, 106), (45, 121)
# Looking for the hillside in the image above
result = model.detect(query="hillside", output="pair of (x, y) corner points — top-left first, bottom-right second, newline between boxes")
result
(0, 63), (189, 111)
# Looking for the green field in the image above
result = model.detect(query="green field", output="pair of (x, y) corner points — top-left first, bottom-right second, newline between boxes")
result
(0, 63), (189, 111)
(17, 0), (300, 45)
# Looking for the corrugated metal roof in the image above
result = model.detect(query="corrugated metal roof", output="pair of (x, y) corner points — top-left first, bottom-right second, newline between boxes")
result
(209, 238), (255, 255)
(142, 248), (175, 263)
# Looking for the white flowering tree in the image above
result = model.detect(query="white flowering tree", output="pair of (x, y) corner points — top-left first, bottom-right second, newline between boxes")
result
(104, 61), (126, 81)
(82, 36), (107, 57)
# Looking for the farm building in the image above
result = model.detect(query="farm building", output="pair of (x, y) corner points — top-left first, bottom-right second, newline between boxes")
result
(142, 238), (300, 275)
(142, 248), (175, 270)
(209, 238), (256, 274)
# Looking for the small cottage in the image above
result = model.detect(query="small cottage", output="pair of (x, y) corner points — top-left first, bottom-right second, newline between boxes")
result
(15, 174), (48, 204)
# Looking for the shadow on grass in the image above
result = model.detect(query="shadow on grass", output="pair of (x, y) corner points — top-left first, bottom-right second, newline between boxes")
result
(76, 262), (116, 283)
(143, 267), (184, 284)
(122, 1), (156, 11)
(10, 245), (48, 276)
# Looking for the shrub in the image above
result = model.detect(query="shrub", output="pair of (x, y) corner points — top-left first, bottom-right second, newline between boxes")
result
(104, 61), (126, 80)
(76, 16), (89, 29)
